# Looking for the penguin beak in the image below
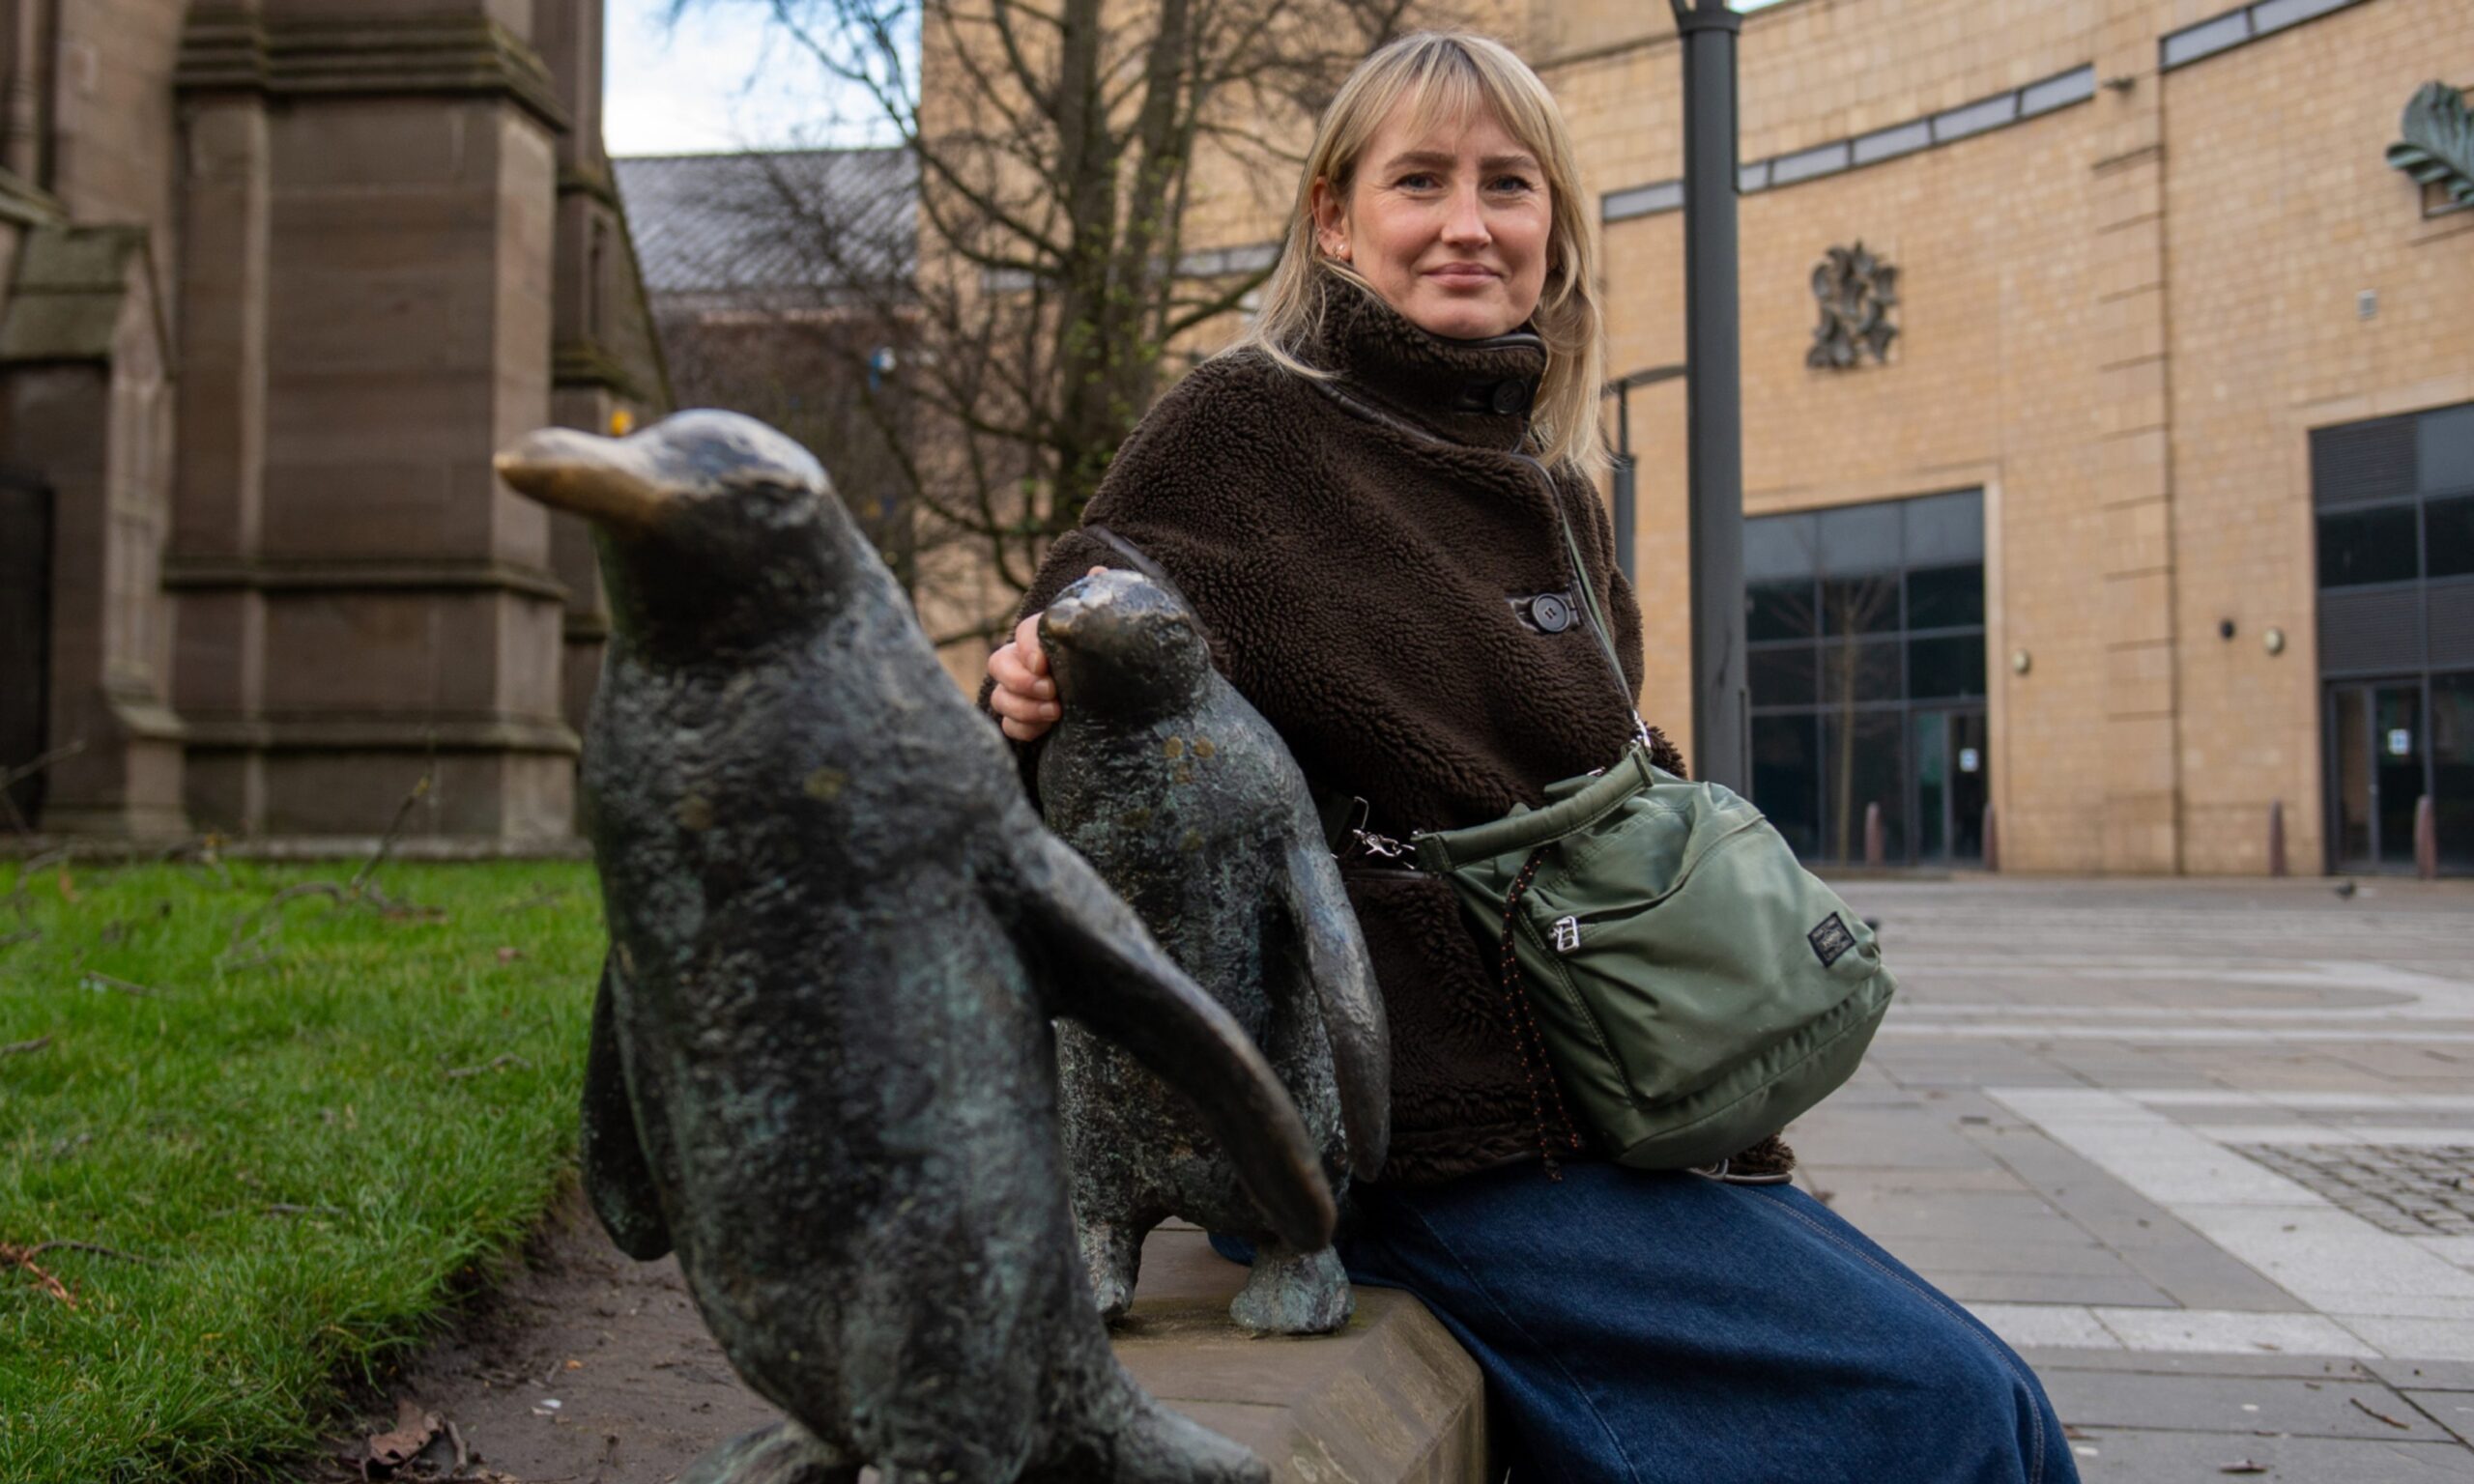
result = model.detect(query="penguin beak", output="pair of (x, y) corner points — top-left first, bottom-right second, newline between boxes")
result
(495, 427), (675, 537)
(1039, 590), (1088, 648)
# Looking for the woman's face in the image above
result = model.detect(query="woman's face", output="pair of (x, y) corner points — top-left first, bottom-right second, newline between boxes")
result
(1312, 102), (1553, 341)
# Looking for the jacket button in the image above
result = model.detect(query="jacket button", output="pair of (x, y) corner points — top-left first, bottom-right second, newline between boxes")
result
(1491, 380), (1532, 415)
(1529, 593), (1574, 633)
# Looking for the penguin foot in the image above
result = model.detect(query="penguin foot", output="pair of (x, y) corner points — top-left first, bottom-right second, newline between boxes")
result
(676, 1421), (858, 1484)
(1078, 1217), (1146, 1325)
(1228, 1241), (1353, 1335)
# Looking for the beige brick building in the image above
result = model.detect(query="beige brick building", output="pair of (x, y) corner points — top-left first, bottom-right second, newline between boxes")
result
(1560, 0), (2471, 875)
(1142, 0), (2472, 875)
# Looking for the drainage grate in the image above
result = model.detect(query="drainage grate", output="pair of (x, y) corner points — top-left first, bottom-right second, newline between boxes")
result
(2233, 1144), (2474, 1236)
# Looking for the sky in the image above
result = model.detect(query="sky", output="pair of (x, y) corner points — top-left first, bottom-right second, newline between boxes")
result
(603, 0), (888, 157)
(600, 0), (1796, 157)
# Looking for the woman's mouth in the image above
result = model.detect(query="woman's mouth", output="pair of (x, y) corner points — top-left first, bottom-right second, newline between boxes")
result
(1424, 264), (1499, 283)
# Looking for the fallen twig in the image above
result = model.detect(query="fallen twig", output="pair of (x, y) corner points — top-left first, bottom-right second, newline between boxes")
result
(0, 741), (86, 837)
(80, 970), (161, 998)
(15, 1239), (151, 1267)
(348, 772), (432, 898)
(494, 884), (570, 914)
(2349, 1396), (2413, 1430)
(266, 1203), (346, 1219)
(216, 781), (448, 969)
(0, 1036), (49, 1057)
(445, 1053), (532, 1080)
(0, 1243), (73, 1305)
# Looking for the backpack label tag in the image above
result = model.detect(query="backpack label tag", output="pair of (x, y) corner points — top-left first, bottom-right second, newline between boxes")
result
(1808, 913), (1856, 967)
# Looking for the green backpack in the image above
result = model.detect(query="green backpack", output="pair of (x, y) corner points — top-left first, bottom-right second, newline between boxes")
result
(1358, 496), (1894, 1173)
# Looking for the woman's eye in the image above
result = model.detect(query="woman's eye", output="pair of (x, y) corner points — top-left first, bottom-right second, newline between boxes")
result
(1488, 174), (1536, 193)
(1396, 172), (1439, 190)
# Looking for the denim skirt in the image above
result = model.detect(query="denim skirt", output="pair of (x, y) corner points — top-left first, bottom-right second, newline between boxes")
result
(1219, 1160), (2077, 1484)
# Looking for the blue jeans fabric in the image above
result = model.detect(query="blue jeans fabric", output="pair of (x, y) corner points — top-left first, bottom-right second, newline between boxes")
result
(1214, 1160), (2077, 1484)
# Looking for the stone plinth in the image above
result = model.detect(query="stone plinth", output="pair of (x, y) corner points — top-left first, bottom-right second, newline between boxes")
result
(1111, 1227), (1489, 1484)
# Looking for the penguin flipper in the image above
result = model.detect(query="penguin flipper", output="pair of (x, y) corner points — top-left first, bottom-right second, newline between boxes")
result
(1272, 838), (1391, 1181)
(583, 952), (674, 1261)
(1005, 830), (1336, 1254)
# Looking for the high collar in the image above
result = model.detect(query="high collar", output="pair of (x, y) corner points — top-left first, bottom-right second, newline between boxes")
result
(1309, 279), (1546, 453)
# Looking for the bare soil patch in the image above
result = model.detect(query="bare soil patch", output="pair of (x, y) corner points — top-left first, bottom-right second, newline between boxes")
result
(312, 1189), (778, 1484)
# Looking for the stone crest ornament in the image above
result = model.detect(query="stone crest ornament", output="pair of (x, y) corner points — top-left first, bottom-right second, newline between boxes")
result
(494, 410), (1333, 1484)
(1806, 242), (1899, 369)
(2387, 81), (2474, 214)
(1035, 568), (1390, 1336)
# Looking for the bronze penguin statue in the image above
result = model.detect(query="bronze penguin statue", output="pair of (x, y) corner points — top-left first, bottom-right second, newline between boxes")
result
(1038, 567), (1389, 1335)
(495, 410), (1333, 1484)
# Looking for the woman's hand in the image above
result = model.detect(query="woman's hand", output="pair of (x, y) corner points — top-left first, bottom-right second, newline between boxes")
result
(988, 611), (1058, 742)
(987, 567), (1107, 743)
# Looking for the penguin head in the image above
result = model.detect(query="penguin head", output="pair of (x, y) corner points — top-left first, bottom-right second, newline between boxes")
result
(495, 411), (859, 654)
(1040, 569), (1214, 721)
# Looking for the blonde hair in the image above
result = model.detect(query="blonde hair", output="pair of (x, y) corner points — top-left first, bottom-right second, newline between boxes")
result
(1233, 31), (1605, 473)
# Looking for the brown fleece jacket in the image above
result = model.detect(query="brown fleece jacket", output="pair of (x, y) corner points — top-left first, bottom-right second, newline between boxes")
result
(997, 284), (1782, 1185)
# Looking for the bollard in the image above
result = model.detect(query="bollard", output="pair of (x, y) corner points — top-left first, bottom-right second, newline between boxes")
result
(1982, 802), (1999, 873)
(1864, 801), (1884, 870)
(2268, 800), (2287, 877)
(2419, 794), (2439, 881)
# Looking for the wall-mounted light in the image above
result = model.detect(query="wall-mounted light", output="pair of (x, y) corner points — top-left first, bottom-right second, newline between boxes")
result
(2219, 618), (2237, 641)
(2010, 648), (2032, 675)
(2264, 627), (2287, 656)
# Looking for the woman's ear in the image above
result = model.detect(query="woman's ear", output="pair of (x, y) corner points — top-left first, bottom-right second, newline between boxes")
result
(1309, 177), (1350, 261)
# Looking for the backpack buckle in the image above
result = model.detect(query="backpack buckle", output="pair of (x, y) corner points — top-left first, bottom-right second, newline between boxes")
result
(1552, 916), (1582, 953)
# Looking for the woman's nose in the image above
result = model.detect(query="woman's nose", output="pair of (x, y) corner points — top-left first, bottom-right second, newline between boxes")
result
(1441, 185), (1491, 246)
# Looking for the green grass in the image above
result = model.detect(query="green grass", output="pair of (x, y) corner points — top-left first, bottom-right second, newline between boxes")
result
(0, 858), (604, 1483)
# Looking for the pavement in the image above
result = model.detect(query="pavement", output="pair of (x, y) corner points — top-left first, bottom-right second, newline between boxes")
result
(1805, 874), (2474, 1481)
(338, 874), (2474, 1482)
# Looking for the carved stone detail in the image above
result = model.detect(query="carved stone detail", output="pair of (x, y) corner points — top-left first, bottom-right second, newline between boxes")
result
(2388, 81), (2474, 214)
(1806, 242), (1899, 370)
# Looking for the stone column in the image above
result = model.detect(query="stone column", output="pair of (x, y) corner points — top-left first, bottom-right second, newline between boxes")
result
(2089, 0), (2184, 874)
(169, 10), (273, 830)
(165, 2), (583, 839)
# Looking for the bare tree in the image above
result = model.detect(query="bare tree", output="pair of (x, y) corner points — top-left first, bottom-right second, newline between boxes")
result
(671, 0), (1427, 645)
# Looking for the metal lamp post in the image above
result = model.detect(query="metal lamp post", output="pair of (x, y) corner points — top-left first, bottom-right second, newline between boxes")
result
(1671, 0), (1747, 792)
(1606, 364), (1686, 586)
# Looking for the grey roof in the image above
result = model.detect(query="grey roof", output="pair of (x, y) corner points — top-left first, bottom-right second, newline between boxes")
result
(615, 148), (917, 302)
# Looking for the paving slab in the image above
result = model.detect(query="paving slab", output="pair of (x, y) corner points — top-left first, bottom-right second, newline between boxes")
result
(2038, 1360), (2449, 1441)
(2063, 1429), (2474, 1482)
(1806, 878), (2474, 1479)
(2369, 1359), (2474, 1392)
(2403, 1392), (2474, 1447)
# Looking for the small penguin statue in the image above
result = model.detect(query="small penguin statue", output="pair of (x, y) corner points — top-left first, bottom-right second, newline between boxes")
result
(1037, 568), (1390, 1336)
(495, 411), (1335, 1484)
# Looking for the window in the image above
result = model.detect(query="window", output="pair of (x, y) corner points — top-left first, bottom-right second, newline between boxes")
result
(1745, 489), (1988, 864)
(2427, 497), (2474, 582)
(2316, 505), (2418, 587)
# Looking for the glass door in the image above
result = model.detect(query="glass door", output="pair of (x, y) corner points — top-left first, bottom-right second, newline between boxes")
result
(2329, 680), (2427, 870)
(1913, 707), (1989, 864)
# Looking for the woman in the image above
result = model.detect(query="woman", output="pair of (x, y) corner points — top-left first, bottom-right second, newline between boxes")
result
(988, 32), (2076, 1484)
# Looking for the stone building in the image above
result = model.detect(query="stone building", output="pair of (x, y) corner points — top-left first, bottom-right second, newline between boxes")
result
(0, 0), (666, 840)
(1131, 0), (2470, 875)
